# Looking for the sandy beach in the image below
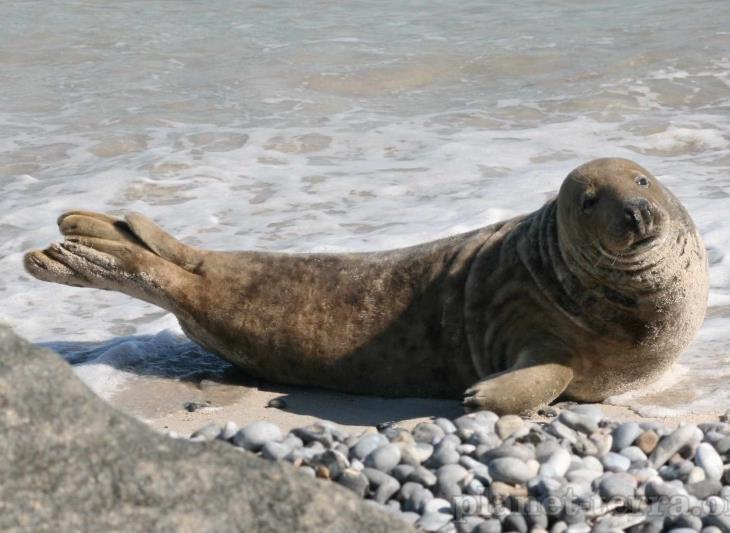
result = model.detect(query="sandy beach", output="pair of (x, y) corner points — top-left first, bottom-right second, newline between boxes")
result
(117, 374), (725, 438)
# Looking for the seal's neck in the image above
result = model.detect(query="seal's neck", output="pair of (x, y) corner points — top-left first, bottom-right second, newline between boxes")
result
(520, 200), (699, 343)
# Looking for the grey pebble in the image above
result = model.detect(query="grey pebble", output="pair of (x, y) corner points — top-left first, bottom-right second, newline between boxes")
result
(434, 417), (457, 434)
(232, 421), (282, 451)
(391, 464), (415, 482)
(291, 424), (333, 447)
(428, 441), (460, 467)
(402, 485), (433, 513)
(619, 446), (647, 463)
(417, 511), (453, 532)
(219, 421), (239, 441)
(540, 448), (571, 477)
(298, 465), (316, 478)
(611, 422), (642, 451)
(686, 478), (722, 499)
(406, 465), (438, 487)
(423, 497), (452, 514)
(352, 432), (388, 460)
(413, 422), (446, 445)
(558, 411), (598, 434)
(650, 424), (698, 468)
(502, 512), (528, 533)
(474, 518), (502, 533)
(598, 473), (636, 500)
(363, 467), (400, 503)
(601, 451), (631, 472)
(488, 457), (530, 485)
(496, 415), (524, 439)
(189, 422), (221, 442)
(364, 443), (401, 473)
(696, 442), (724, 480)
(337, 468), (369, 497)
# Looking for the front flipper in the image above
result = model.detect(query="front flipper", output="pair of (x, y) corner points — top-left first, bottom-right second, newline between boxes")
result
(463, 362), (573, 415)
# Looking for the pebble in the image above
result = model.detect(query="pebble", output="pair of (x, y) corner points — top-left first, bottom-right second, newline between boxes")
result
(266, 397), (287, 409)
(488, 457), (530, 485)
(496, 415), (524, 439)
(598, 473), (636, 500)
(364, 443), (401, 473)
(650, 425), (698, 468)
(413, 422), (446, 445)
(417, 511), (452, 531)
(352, 432), (388, 460)
(232, 421), (282, 451)
(540, 448), (572, 478)
(406, 465), (438, 487)
(637, 430), (660, 454)
(338, 468), (369, 497)
(186, 404), (730, 532)
(601, 451), (631, 472)
(219, 421), (239, 441)
(363, 467), (400, 503)
(611, 422), (642, 451)
(434, 417), (457, 434)
(189, 422), (221, 441)
(558, 410), (598, 434)
(696, 442), (724, 480)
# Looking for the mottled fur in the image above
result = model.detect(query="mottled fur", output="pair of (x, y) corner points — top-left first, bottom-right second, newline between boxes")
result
(24, 159), (708, 414)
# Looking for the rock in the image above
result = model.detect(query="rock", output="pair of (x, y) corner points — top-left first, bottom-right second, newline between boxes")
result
(401, 442), (433, 466)
(417, 512), (452, 531)
(686, 479), (721, 499)
(503, 512), (528, 533)
(190, 422), (222, 441)
(266, 397), (287, 409)
(0, 326), (410, 532)
(423, 497), (452, 515)
(391, 464), (416, 483)
(488, 457), (531, 485)
(687, 466), (706, 484)
(412, 422), (446, 445)
(540, 448), (572, 477)
(601, 452), (631, 473)
(650, 425), (698, 468)
(437, 464), (469, 497)
(696, 442), (724, 480)
(292, 424), (334, 447)
(338, 468), (370, 497)
(496, 415), (524, 439)
(405, 465), (438, 488)
(558, 411), (598, 434)
(365, 443), (402, 473)
(434, 418), (457, 435)
(637, 430), (660, 455)
(611, 422), (642, 451)
(353, 433), (388, 460)
(219, 420), (239, 441)
(474, 518), (502, 533)
(598, 473), (636, 500)
(620, 446), (647, 463)
(402, 485), (433, 513)
(428, 441), (460, 467)
(232, 421), (283, 451)
(363, 468), (401, 504)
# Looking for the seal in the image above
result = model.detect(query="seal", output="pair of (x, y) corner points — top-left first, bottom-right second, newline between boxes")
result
(23, 158), (708, 414)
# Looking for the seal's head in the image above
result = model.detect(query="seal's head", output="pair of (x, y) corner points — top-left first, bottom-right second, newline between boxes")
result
(557, 158), (684, 259)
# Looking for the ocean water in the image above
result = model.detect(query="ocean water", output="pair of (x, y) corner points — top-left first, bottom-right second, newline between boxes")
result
(1, 0), (729, 419)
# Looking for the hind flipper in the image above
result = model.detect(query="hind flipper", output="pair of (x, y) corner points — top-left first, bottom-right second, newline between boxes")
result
(24, 211), (200, 309)
(124, 212), (202, 272)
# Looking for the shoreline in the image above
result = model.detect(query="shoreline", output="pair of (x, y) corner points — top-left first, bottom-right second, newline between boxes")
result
(123, 378), (726, 438)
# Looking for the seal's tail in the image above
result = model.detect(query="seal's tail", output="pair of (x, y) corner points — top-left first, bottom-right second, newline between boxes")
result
(23, 211), (201, 307)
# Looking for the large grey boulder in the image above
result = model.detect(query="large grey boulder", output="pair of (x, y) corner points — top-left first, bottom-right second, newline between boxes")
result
(0, 326), (411, 532)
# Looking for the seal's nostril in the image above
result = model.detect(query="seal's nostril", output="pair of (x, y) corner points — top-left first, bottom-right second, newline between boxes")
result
(624, 198), (653, 236)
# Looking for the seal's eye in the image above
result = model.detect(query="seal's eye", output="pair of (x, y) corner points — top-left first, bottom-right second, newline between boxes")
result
(635, 175), (649, 188)
(581, 192), (598, 213)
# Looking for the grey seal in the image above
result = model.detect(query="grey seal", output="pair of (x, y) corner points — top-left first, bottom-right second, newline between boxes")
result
(23, 158), (708, 414)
